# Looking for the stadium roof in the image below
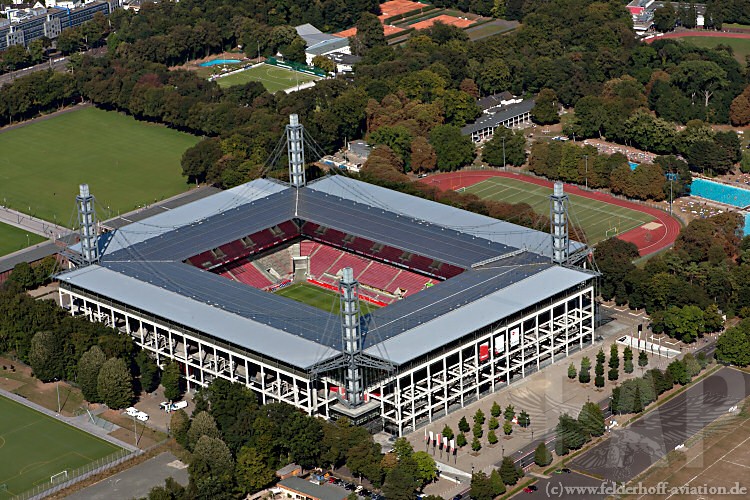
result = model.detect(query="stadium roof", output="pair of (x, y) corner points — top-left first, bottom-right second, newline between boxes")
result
(58, 176), (593, 370)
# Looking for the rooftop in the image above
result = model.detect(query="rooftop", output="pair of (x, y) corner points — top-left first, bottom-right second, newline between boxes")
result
(279, 477), (347, 500)
(461, 99), (535, 135)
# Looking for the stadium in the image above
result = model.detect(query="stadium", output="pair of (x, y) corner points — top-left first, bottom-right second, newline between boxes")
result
(56, 116), (596, 436)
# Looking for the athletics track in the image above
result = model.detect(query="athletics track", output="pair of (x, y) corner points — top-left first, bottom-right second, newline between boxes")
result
(643, 31), (750, 43)
(421, 171), (682, 256)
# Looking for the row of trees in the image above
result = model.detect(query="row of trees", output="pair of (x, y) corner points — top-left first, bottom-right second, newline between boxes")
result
(611, 352), (709, 414)
(469, 457), (524, 500)
(716, 318), (750, 366)
(596, 213), (749, 327)
(555, 401), (606, 456)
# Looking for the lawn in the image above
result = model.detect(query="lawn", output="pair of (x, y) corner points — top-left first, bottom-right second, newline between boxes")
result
(679, 36), (750, 63)
(214, 64), (321, 91)
(0, 395), (123, 498)
(464, 177), (654, 245)
(0, 106), (199, 227)
(0, 222), (45, 257)
(275, 283), (379, 314)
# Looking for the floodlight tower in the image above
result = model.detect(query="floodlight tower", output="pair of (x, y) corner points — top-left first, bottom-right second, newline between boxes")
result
(339, 267), (364, 407)
(76, 184), (99, 264)
(286, 114), (306, 188)
(550, 181), (570, 265)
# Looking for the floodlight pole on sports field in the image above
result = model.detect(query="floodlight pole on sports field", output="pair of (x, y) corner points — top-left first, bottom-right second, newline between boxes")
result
(583, 154), (588, 191)
(55, 378), (61, 414)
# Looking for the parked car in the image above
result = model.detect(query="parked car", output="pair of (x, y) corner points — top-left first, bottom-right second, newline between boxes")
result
(125, 406), (139, 416)
(522, 484), (537, 493)
(135, 411), (149, 421)
(159, 401), (171, 411)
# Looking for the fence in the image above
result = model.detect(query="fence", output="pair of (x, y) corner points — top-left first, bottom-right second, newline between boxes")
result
(12, 448), (141, 500)
(266, 57), (326, 77)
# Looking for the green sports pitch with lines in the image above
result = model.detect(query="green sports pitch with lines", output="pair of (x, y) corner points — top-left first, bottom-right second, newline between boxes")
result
(215, 64), (321, 91)
(0, 395), (122, 498)
(275, 283), (379, 314)
(464, 177), (654, 245)
(0, 222), (45, 257)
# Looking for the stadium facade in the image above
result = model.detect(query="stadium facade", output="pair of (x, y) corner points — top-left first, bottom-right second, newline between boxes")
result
(57, 120), (596, 436)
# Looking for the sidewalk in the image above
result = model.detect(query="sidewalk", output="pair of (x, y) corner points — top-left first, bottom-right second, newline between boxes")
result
(406, 318), (657, 477)
(0, 205), (69, 238)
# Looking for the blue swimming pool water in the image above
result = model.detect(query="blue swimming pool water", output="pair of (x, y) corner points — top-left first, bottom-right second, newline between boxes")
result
(691, 178), (750, 208)
(629, 162), (638, 171)
(745, 213), (750, 236)
(199, 59), (241, 67)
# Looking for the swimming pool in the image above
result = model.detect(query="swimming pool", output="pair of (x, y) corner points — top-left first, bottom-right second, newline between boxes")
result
(199, 59), (241, 67)
(629, 162), (638, 171)
(745, 214), (750, 236)
(691, 178), (750, 208)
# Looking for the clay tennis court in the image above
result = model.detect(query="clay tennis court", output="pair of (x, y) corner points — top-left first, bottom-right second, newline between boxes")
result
(378, 0), (429, 19)
(410, 14), (474, 31)
(422, 171), (682, 256)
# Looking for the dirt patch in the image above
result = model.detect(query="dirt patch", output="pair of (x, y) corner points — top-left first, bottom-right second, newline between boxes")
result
(0, 377), (24, 391)
(0, 356), (84, 415)
(101, 409), (168, 450)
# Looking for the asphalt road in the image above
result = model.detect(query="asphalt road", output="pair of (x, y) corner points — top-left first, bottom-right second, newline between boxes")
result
(525, 367), (750, 499)
(0, 47), (106, 87)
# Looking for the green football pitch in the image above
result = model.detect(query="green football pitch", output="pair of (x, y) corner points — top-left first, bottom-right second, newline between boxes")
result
(215, 64), (321, 91)
(0, 106), (199, 227)
(679, 36), (750, 64)
(464, 177), (654, 245)
(0, 222), (45, 257)
(275, 283), (379, 314)
(0, 395), (123, 498)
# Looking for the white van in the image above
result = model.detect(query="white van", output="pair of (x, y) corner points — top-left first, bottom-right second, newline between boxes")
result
(171, 401), (188, 411)
(125, 406), (139, 416)
(135, 411), (149, 421)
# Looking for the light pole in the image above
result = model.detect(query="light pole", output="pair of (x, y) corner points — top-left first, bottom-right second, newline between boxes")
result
(669, 171), (674, 215)
(132, 414), (139, 448)
(502, 135), (506, 170)
(583, 154), (588, 191)
(55, 378), (61, 413)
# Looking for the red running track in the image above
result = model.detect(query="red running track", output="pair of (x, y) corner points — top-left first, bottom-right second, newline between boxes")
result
(421, 171), (682, 256)
(643, 32), (750, 43)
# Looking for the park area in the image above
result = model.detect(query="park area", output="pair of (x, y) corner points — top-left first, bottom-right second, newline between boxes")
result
(214, 64), (321, 91)
(645, 31), (750, 63)
(0, 395), (122, 499)
(276, 283), (379, 314)
(0, 222), (44, 257)
(0, 106), (198, 226)
(464, 176), (654, 245)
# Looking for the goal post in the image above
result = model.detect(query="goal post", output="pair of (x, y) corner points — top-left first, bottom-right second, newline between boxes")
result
(50, 470), (68, 484)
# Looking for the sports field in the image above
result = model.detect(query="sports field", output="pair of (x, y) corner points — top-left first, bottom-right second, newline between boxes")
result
(0, 395), (122, 498)
(276, 283), (379, 314)
(465, 177), (653, 244)
(215, 64), (321, 91)
(0, 106), (198, 227)
(680, 36), (750, 63)
(0, 222), (45, 257)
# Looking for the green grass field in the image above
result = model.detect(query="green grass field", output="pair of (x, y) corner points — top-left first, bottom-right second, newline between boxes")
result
(464, 177), (654, 244)
(276, 283), (379, 314)
(215, 64), (321, 91)
(0, 107), (199, 227)
(0, 395), (122, 498)
(679, 36), (750, 63)
(0, 222), (45, 257)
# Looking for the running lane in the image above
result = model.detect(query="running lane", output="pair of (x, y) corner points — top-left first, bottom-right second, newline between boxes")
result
(421, 171), (682, 256)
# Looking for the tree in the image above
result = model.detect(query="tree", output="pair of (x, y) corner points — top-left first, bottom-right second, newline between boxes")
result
(730, 88), (750, 126)
(579, 357), (591, 384)
(653, 4), (677, 31)
(170, 409), (190, 447)
(578, 402), (605, 438)
(624, 346), (634, 374)
(29, 331), (64, 382)
(410, 136), (437, 173)
(595, 374), (605, 388)
(472, 436), (482, 452)
(555, 414), (585, 455)
(683, 353), (702, 378)
(136, 350), (159, 394)
(350, 13), (385, 55)
(483, 127), (526, 167)
(77, 345), (106, 402)
(162, 361), (183, 402)
(477, 59), (510, 94)
(470, 472), (494, 500)
(608, 367), (619, 381)
(369, 125), (413, 167)
(503, 404), (515, 422)
(517, 410), (530, 428)
(503, 420), (512, 436)
(312, 55), (336, 74)
(429, 125), (475, 171)
(456, 432), (467, 447)
(411, 451), (437, 485)
(670, 60), (728, 108)
(473, 422), (483, 439)
(491, 401), (502, 418)
(188, 411), (221, 450)
(189, 435), (234, 497)
(488, 429), (498, 444)
(235, 446), (275, 494)
(638, 350), (649, 368)
(534, 442), (553, 466)
(181, 138), (222, 185)
(595, 360), (604, 379)
(716, 320), (750, 366)
(596, 348), (605, 366)
(383, 461), (419, 500)
(442, 89), (480, 127)
(392, 437), (414, 459)
(458, 415), (470, 432)
(531, 88), (560, 124)
(488, 416), (499, 430)
(474, 408), (486, 425)
(362, 145), (409, 183)
(441, 424), (454, 441)
(667, 359), (689, 385)
(568, 363), (577, 380)
(96, 357), (133, 409)
(499, 456), (522, 485)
